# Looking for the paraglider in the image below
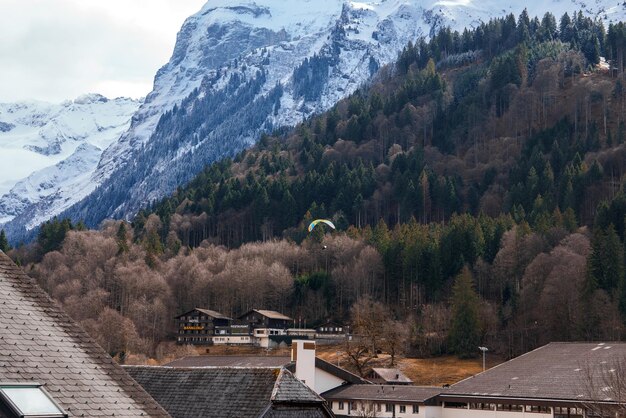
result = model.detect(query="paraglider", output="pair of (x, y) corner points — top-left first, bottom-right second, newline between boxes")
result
(307, 219), (336, 233)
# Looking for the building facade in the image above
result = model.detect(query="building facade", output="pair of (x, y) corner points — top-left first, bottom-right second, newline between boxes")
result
(176, 308), (314, 347)
(175, 308), (232, 344)
(322, 342), (626, 418)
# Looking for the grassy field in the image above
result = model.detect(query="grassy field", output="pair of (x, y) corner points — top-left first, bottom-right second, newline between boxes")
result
(315, 347), (503, 386)
(144, 342), (503, 386)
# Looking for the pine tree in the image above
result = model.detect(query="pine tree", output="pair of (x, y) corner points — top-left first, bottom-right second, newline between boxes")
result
(449, 266), (482, 358)
(116, 223), (129, 254)
(0, 230), (10, 253)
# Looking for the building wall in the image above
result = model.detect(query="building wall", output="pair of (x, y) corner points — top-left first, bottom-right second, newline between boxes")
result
(329, 402), (558, 418)
(211, 335), (253, 345)
(440, 405), (553, 418)
(176, 310), (231, 344)
(330, 400), (427, 417)
(314, 367), (345, 394)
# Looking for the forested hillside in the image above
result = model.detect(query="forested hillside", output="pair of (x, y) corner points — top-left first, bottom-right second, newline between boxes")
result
(6, 10), (626, 362)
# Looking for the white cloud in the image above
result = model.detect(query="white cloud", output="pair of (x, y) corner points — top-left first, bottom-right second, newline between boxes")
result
(0, 0), (207, 103)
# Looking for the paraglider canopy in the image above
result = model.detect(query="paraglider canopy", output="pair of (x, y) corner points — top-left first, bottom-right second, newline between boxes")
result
(308, 219), (336, 233)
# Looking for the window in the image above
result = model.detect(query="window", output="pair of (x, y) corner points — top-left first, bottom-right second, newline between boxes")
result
(526, 405), (551, 413)
(470, 403), (494, 410)
(338, 401), (344, 410)
(376, 403), (381, 412)
(0, 384), (66, 417)
(554, 407), (583, 418)
(444, 402), (468, 409)
(399, 405), (406, 413)
(413, 405), (419, 414)
(385, 403), (394, 413)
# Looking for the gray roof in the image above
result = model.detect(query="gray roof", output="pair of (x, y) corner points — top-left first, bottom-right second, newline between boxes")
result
(285, 357), (370, 387)
(323, 384), (441, 403)
(125, 366), (332, 418)
(371, 368), (413, 384)
(175, 308), (231, 320)
(249, 309), (294, 321)
(165, 355), (291, 368)
(443, 342), (626, 403)
(0, 251), (169, 417)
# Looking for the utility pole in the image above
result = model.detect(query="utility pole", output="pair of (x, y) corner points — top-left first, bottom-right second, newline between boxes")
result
(479, 346), (488, 372)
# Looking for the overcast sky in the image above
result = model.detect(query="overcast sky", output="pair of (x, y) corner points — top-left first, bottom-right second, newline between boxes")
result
(0, 0), (207, 103)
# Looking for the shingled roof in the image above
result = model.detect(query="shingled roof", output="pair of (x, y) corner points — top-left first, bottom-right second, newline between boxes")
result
(0, 251), (170, 417)
(175, 308), (231, 320)
(240, 309), (293, 321)
(125, 366), (333, 418)
(165, 355), (291, 368)
(442, 342), (626, 403)
(370, 368), (413, 384)
(285, 357), (369, 387)
(323, 384), (441, 403)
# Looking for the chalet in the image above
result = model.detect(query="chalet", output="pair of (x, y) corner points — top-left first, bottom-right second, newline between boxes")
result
(367, 368), (413, 385)
(0, 251), (169, 418)
(315, 321), (346, 337)
(176, 308), (305, 347)
(237, 309), (299, 347)
(125, 366), (334, 418)
(175, 308), (233, 345)
(239, 309), (294, 330)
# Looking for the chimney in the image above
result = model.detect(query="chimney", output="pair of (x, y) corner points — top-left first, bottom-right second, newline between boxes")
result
(292, 340), (316, 393)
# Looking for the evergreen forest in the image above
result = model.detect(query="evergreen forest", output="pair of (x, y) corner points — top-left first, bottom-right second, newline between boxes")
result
(7, 10), (626, 363)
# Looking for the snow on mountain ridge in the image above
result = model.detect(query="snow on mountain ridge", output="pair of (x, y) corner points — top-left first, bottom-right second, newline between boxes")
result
(57, 0), (626, 226)
(4, 0), (626, 240)
(0, 96), (140, 227)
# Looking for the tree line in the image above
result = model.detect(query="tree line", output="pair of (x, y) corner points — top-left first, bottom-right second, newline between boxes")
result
(5, 9), (626, 364)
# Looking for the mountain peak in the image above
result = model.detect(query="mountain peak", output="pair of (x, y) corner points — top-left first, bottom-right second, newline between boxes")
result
(4, 0), (626, 241)
(73, 93), (109, 105)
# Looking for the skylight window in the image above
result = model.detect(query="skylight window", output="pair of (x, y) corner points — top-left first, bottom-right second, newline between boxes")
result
(0, 384), (66, 418)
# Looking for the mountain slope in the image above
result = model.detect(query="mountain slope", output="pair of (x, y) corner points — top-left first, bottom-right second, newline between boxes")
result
(0, 95), (140, 230)
(5, 0), (626, 240)
(128, 9), (626, 248)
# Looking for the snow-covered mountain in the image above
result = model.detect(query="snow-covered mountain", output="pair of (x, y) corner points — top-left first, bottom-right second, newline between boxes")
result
(0, 94), (140, 230)
(4, 0), (626, 240)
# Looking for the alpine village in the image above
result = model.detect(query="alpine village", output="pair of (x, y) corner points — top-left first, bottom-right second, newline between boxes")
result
(7, 1), (626, 417)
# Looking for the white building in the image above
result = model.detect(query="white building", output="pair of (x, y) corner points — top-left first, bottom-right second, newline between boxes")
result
(292, 342), (626, 418)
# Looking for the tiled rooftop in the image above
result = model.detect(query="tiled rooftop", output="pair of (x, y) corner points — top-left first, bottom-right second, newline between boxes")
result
(0, 251), (170, 417)
(323, 384), (441, 403)
(164, 355), (291, 368)
(443, 342), (626, 402)
(371, 368), (413, 384)
(244, 310), (293, 321)
(125, 366), (331, 418)
(175, 308), (231, 320)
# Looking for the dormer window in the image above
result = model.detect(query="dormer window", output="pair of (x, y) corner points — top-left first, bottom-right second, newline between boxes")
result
(0, 384), (67, 418)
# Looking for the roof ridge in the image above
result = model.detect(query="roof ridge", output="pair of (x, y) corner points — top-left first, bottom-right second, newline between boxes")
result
(0, 251), (171, 417)
(272, 368), (324, 403)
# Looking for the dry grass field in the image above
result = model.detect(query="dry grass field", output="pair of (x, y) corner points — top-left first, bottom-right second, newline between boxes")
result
(315, 347), (503, 386)
(140, 342), (503, 386)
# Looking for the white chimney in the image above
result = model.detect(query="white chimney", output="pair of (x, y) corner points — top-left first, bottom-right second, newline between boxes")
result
(292, 339), (316, 392)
